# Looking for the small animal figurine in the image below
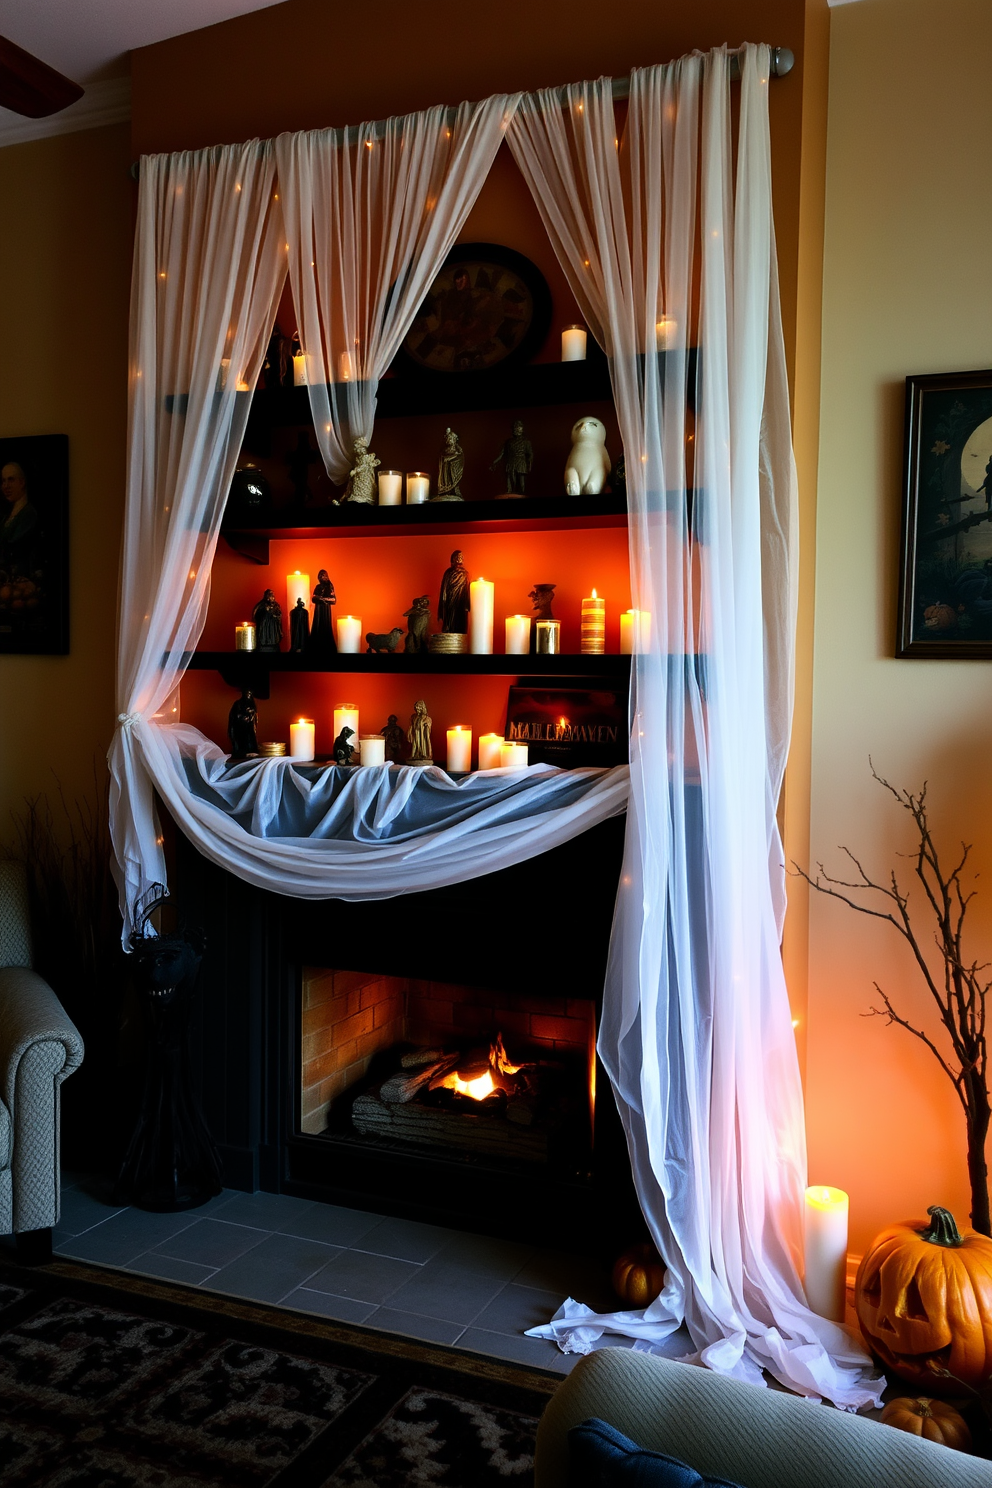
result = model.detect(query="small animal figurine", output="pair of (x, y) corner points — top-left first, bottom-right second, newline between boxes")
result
(343, 436), (380, 504)
(332, 726), (357, 765)
(366, 626), (404, 654)
(228, 688), (258, 760)
(433, 426), (465, 501)
(491, 419), (533, 496)
(404, 595), (431, 653)
(380, 714), (406, 763)
(251, 588), (283, 651)
(289, 596), (310, 652)
(564, 415), (611, 496)
(407, 700), (433, 763)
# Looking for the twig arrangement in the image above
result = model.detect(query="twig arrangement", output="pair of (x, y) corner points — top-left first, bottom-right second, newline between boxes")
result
(796, 764), (991, 1236)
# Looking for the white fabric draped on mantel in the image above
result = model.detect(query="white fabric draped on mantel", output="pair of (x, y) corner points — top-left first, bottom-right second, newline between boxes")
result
(108, 46), (883, 1409)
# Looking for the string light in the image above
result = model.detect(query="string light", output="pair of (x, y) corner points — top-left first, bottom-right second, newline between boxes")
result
(235, 182), (242, 192)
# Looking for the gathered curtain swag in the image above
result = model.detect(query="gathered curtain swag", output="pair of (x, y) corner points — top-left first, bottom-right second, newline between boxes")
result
(108, 45), (883, 1409)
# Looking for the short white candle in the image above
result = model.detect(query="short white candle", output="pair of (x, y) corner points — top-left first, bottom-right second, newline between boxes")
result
(359, 736), (385, 767)
(504, 615), (531, 654)
(656, 314), (678, 350)
(235, 622), (256, 651)
(561, 325), (587, 361)
(292, 351), (308, 387)
(804, 1185), (849, 1322)
(286, 570), (310, 620)
(469, 578), (494, 654)
(333, 704), (360, 760)
(478, 733), (504, 770)
(378, 470), (402, 505)
(620, 609), (651, 654)
(289, 718), (315, 761)
(337, 615), (362, 653)
(446, 725), (472, 773)
(500, 741), (529, 769)
(406, 472), (430, 504)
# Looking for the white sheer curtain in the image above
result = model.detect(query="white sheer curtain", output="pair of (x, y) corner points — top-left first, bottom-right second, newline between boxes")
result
(274, 97), (516, 483)
(108, 142), (287, 929)
(509, 48), (882, 1409)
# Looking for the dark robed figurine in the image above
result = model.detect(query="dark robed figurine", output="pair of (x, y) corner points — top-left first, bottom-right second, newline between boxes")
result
(491, 419), (533, 495)
(332, 726), (356, 766)
(433, 426), (465, 501)
(437, 549), (470, 634)
(290, 596), (310, 652)
(380, 714), (406, 763)
(404, 594), (431, 654)
(308, 569), (337, 655)
(252, 588), (282, 651)
(228, 688), (258, 760)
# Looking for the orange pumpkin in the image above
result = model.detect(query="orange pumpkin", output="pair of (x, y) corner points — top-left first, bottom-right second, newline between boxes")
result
(612, 1243), (666, 1307)
(880, 1397), (972, 1452)
(855, 1206), (992, 1392)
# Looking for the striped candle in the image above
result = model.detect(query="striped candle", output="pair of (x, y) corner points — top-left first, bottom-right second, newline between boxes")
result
(581, 589), (606, 654)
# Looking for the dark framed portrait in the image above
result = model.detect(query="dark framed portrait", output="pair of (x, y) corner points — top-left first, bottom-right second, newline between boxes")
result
(0, 434), (69, 655)
(396, 242), (552, 376)
(506, 686), (627, 768)
(898, 369), (992, 658)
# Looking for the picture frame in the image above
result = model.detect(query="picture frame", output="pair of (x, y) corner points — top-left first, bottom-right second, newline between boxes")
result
(506, 685), (627, 768)
(898, 369), (992, 658)
(0, 433), (69, 655)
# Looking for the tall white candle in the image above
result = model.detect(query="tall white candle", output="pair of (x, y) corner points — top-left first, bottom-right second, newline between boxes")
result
(359, 736), (385, 766)
(478, 734), (504, 770)
(561, 325), (588, 361)
(289, 718), (315, 761)
(504, 614), (531, 654)
(292, 351), (308, 387)
(469, 578), (494, 655)
(446, 726), (472, 773)
(804, 1186), (849, 1322)
(500, 741), (529, 769)
(333, 704), (360, 760)
(337, 616), (362, 653)
(286, 570), (310, 620)
(406, 472), (430, 504)
(378, 471), (402, 505)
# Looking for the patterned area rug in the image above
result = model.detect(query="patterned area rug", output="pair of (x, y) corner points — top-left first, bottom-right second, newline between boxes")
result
(0, 1260), (554, 1487)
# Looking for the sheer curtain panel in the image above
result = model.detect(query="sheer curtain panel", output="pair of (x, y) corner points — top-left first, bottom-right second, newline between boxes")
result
(509, 48), (881, 1409)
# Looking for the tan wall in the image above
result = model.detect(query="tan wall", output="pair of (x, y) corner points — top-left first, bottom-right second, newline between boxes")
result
(0, 123), (131, 831)
(806, 0), (992, 1254)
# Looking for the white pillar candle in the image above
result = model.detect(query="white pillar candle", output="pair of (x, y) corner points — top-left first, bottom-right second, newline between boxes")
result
(286, 570), (310, 619)
(292, 351), (308, 387)
(804, 1186), (849, 1322)
(620, 609), (652, 654)
(469, 578), (494, 655)
(338, 351), (353, 383)
(581, 589), (606, 654)
(656, 314), (678, 350)
(406, 472), (430, 504)
(289, 718), (315, 761)
(378, 470), (402, 505)
(504, 615), (531, 654)
(359, 736), (385, 767)
(446, 725), (472, 773)
(561, 324), (587, 361)
(535, 619), (561, 655)
(500, 741), (529, 769)
(235, 622), (256, 651)
(333, 704), (360, 759)
(337, 615), (362, 653)
(478, 733), (504, 770)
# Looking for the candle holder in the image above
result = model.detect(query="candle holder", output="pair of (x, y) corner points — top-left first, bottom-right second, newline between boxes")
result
(500, 741), (529, 768)
(235, 622), (256, 651)
(406, 472), (430, 505)
(378, 470), (402, 505)
(259, 742), (287, 757)
(535, 619), (561, 655)
(561, 324), (588, 362)
(359, 736), (386, 767)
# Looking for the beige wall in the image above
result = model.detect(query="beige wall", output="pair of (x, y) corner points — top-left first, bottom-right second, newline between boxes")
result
(0, 124), (131, 830)
(806, 0), (992, 1254)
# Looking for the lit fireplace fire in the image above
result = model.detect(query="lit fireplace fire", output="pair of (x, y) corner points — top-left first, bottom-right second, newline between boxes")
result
(436, 1033), (524, 1102)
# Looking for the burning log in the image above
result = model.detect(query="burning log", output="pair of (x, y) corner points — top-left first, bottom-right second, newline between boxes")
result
(379, 1054), (458, 1104)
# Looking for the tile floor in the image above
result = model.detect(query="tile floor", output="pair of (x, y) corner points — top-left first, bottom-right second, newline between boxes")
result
(44, 1173), (649, 1374)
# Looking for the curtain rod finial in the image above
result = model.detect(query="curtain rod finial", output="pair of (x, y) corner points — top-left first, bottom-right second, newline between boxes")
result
(771, 47), (795, 77)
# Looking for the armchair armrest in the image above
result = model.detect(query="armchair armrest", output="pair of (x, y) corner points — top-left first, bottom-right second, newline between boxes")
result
(0, 966), (84, 1232)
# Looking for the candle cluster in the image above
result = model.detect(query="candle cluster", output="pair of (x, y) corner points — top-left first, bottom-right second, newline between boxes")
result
(281, 707), (528, 773)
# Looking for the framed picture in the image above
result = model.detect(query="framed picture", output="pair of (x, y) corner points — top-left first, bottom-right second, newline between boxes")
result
(396, 242), (552, 376)
(0, 434), (69, 655)
(898, 369), (992, 657)
(506, 685), (627, 768)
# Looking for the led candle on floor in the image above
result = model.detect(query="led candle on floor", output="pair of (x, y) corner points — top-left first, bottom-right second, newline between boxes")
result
(469, 578), (494, 654)
(478, 733), (504, 770)
(292, 350), (308, 387)
(505, 614), (531, 654)
(378, 470), (402, 505)
(337, 615), (362, 653)
(535, 619), (561, 655)
(333, 704), (360, 759)
(561, 324), (587, 361)
(804, 1186), (849, 1322)
(446, 725), (472, 773)
(581, 589), (606, 654)
(406, 472), (430, 504)
(359, 736), (385, 767)
(620, 609), (651, 654)
(286, 570), (310, 620)
(289, 718), (315, 761)
(500, 741), (529, 769)
(235, 622), (255, 651)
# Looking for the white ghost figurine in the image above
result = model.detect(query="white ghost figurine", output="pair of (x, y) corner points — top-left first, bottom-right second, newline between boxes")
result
(564, 416), (611, 496)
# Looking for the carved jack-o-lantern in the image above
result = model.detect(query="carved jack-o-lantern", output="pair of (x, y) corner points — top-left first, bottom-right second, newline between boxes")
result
(855, 1206), (992, 1393)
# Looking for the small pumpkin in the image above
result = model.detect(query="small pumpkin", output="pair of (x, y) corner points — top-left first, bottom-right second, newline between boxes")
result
(612, 1242), (666, 1307)
(880, 1396), (972, 1452)
(855, 1205), (992, 1392)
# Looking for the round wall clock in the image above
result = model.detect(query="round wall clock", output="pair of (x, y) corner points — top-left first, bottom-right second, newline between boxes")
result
(398, 243), (552, 375)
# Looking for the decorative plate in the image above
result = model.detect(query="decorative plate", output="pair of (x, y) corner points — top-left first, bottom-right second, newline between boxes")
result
(398, 243), (552, 375)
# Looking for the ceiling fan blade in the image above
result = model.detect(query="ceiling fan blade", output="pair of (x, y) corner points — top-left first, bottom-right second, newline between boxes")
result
(0, 34), (83, 118)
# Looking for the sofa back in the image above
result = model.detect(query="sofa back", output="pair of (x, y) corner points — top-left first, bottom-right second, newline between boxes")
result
(0, 862), (33, 970)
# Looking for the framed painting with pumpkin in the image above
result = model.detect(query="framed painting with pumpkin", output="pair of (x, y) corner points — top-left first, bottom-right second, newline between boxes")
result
(898, 368), (992, 657)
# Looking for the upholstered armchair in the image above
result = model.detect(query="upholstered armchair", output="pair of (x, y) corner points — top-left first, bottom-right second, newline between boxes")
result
(0, 860), (84, 1263)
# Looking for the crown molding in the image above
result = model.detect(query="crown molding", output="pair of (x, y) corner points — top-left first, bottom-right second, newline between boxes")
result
(0, 75), (130, 149)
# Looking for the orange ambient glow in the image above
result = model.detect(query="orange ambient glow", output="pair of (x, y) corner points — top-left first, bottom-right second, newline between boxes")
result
(437, 1032), (525, 1101)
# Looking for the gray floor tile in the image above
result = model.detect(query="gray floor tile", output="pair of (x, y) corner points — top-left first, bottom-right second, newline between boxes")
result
(55, 1209), (200, 1267)
(306, 1249), (419, 1305)
(128, 1252), (218, 1287)
(209, 1192), (322, 1232)
(282, 1288), (378, 1325)
(354, 1216), (452, 1264)
(56, 1185), (126, 1236)
(365, 1307), (465, 1347)
(150, 1218), (269, 1268)
(456, 1326), (579, 1373)
(383, 1257), (506, 1325)
(268, 1203), (383, 1248)
(206, 1233), (343, 1305)
(434, 1232), (536, 1279)
(511, 1247), (615, 1307)
(471, 1282), (569, 1337)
